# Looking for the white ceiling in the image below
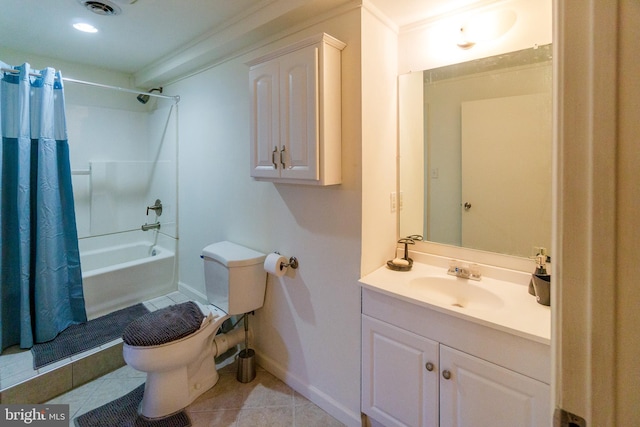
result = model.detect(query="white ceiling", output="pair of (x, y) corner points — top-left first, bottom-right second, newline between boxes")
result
(0, 0), (484, 77)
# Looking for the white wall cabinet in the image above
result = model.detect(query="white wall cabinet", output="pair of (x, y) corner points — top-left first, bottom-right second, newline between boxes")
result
(247, 33), (345, 185)
(362, 289), (550, 427)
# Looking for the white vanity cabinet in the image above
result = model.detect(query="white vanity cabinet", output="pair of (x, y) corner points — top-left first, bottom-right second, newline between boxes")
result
(438, 345), (549, 427)
(362, 316), (439, 427)
(361, 288), (551, 427)
(247, 33), (345, 185)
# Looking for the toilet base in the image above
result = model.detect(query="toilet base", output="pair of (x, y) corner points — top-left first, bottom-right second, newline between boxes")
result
(140, 353), (219, 419)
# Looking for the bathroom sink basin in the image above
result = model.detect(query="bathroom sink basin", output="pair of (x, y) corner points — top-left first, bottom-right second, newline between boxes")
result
(408, 276), (504, 310)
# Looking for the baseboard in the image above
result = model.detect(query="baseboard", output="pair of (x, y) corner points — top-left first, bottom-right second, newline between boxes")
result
(256, 352), (362, 427)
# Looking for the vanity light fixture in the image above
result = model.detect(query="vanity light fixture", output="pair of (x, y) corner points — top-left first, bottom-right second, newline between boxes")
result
(456, 27), (475, 49)
(456, 9), (517, 49)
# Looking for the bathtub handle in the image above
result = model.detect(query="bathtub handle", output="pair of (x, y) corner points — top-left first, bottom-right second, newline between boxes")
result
(147, 199), (163, 216)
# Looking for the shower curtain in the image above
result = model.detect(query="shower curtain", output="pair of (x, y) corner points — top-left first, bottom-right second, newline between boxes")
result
(0, 62), (86, 353)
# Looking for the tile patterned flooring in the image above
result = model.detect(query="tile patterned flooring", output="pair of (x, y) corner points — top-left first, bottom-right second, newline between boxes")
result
(48, 363), (345, 427)
(1, 292), (345, 427)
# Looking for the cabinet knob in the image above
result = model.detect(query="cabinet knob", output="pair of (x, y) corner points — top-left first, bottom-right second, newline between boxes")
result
(442, 370), (452, 380)
(272, 147), (278, 169)
(425, 362), (434, 372)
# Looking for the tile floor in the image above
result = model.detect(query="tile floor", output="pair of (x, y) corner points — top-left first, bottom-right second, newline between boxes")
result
(48, 363), (345, 427)
(2, 292), (345, 426)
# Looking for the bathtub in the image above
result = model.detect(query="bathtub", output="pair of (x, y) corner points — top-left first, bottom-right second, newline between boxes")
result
(79, 231), (177, 319)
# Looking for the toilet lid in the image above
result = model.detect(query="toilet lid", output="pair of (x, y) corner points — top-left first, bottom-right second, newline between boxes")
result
(122, 301), (206, 347)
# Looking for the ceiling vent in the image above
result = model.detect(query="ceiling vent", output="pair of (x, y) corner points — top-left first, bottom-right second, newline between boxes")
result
(78, 0), (122, 16)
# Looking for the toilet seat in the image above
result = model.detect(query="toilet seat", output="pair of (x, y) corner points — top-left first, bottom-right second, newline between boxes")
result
(123, 302), (227, 348)
(123, 302), (202, 347)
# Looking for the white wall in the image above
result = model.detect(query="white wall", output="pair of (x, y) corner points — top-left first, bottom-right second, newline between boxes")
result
(398, 0), (552, 74)
(361, 6), (400, 275)
(169, 9), (366, 426)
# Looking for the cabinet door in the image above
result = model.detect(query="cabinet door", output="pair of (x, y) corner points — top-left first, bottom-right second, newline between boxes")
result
(249, 60), (280, 178)
(439, 346), (550, 427)
(362, 316), (439, 427)
(279, 45), (319, 180)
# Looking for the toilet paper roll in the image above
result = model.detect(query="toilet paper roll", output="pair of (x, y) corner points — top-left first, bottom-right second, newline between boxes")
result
(264, 253), (288, 277)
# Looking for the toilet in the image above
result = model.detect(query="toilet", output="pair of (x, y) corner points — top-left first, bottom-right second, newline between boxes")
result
(122, 241), (266, 419)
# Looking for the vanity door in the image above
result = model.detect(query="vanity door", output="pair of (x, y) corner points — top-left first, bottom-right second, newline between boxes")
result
(439, 345), (550, 427)
(362, 315), (439, 427)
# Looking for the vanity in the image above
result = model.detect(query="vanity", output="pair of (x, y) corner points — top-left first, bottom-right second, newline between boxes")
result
(359, 252), (551, 427)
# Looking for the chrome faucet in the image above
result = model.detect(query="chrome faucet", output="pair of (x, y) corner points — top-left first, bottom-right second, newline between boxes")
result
(146, 199), (163, 216)
(141, 222), (161, 231)
(447, 260), (481, 281)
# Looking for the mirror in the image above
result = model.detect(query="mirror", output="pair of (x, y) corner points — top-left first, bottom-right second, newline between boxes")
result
(399, 45), (552, 258)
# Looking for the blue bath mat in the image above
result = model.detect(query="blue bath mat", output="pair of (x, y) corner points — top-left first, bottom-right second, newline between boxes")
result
(31, 303), (150, 369)
(74, 384), (191, 427)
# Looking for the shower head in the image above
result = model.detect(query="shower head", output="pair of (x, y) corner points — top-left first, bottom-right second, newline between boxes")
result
(136, 87), (163, 104)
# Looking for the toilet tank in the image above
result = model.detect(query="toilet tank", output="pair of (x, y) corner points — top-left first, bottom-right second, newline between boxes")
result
(201, 241), (266, 315)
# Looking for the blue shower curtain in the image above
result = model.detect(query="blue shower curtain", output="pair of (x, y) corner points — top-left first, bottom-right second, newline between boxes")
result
(0, 62), (86, 353)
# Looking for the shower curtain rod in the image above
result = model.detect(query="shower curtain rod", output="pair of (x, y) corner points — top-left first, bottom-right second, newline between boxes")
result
(1, 68), (180, 103)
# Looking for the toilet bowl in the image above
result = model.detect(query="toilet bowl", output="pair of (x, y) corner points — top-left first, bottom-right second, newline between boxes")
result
(122, 241), (266, 419)
(123, 302), (242, 418)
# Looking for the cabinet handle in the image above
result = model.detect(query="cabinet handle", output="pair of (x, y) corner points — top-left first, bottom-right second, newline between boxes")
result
(280, 145), (286, 169)
(442, 370), (452, 380)
(272, 147), (278, 169)
(425, 362), (434, 372)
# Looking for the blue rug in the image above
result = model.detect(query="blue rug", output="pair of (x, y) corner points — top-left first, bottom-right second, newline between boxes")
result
(74, 384), (190, 427)
(31, 303), (150, 369)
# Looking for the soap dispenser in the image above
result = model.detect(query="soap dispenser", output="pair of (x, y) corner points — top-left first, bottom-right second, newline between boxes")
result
(528, 252), (548, 295)
(529, 250), (551, 306)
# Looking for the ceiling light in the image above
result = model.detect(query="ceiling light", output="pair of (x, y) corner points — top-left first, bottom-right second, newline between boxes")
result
(73, 22), (98, 33)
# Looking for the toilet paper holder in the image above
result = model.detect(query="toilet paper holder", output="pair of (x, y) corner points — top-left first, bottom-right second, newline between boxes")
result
(275, 253), (299, 270)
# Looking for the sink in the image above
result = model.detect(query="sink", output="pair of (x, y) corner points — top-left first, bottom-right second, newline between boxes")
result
(408, 276), (504, 310)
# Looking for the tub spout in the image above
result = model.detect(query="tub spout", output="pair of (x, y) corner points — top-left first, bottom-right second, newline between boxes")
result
(141, 222), (161, 231)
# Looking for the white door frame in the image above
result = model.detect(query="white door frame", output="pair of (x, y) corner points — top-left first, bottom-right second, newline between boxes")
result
(553, 0), (618, 425)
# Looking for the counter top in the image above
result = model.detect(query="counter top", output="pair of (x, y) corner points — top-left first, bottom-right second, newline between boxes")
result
(359, 260), (551, 345)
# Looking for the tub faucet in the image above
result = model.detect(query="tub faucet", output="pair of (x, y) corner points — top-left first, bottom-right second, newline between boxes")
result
(147, 199), (163, 216)
(142, 222), (161, 231)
